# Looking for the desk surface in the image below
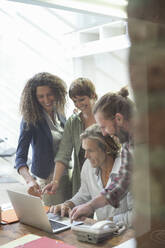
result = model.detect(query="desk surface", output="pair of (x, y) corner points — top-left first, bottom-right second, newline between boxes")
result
(0, 220), (134, 247)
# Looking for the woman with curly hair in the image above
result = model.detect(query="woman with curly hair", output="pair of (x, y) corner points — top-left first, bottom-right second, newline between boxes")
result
(15, 72), (71, 206)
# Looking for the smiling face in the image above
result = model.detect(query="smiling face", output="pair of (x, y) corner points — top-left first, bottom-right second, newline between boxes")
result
(94, 111), (129, 143)
(71, 95), (95, 114)
(82, 138), (107, 168)
(94, 111), (116, 137)
(36, 86), (55, 114)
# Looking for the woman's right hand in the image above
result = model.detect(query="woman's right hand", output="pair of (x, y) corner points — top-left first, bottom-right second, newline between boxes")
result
(18, 166), (42, 197)
(42, 181), (59, 195)
(27, 180), (42, 197)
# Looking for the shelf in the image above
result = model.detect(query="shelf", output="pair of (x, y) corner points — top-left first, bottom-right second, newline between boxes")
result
(70, 34), (130, 57)
(66, 21), (130, 58)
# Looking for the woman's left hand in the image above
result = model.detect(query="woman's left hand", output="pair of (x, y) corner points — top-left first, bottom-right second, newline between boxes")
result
(42, 181), (59, 195)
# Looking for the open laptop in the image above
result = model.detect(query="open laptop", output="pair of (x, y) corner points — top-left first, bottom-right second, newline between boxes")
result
(7, 189), (83, 233)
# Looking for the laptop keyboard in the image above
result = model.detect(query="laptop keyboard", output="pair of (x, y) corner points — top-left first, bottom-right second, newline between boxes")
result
(49, 220), (67, 230)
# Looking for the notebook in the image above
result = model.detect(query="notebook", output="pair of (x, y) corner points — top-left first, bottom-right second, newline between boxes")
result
(2, 209), (19, 224)
(7, 190), (82, 233)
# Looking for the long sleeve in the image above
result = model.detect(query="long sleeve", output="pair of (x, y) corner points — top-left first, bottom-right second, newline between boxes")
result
(55, 114), (83, 195)
(15, 120), (32, 171)
(55, 118), (74, 167)
(113, 192), (133, 227)
(101, 143), (133, 208)
(70, 161), (92, 206)
(113, 210), (133, 227)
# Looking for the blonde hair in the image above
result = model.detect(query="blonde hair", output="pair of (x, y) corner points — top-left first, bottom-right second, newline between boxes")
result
(80, 124), (120, 159)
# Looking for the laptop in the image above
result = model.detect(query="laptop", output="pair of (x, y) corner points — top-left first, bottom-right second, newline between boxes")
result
(7, 189), (83, 233)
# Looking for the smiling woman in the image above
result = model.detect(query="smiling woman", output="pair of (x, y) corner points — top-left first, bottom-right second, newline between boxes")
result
(43, 77), (98, 197)
(15, 72), (71, 206)
(36, 86), (56, 115)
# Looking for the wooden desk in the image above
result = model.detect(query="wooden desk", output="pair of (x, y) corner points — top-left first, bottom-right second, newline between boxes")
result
(0, 221), (134, 247)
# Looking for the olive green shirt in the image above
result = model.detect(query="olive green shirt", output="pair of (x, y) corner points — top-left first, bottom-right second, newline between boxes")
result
(55, 113), (84, 196)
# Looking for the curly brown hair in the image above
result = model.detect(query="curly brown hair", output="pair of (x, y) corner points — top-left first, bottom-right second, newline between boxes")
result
(20, 72), (67, 126)
(80, 124), (120, 159)
(93, 87), (134, 121)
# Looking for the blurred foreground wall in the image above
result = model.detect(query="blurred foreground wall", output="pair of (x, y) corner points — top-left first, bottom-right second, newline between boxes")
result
(128, 0), (165, 247)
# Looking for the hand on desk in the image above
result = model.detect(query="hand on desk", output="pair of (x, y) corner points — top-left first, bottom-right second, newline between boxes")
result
(49, 201), (74, 217)
(70, 202), (94, 222)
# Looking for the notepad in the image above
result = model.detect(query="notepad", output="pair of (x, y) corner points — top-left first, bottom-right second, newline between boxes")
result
(0, 234), (40, 248)
(2, 209), (19, 224)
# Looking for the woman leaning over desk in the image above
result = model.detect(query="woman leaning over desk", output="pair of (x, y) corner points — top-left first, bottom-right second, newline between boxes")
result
(15, 72), (70, 206)
(43, 77), (97, 196)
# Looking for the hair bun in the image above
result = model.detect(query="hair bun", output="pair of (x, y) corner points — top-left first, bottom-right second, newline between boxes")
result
(118, 87), (129, 98)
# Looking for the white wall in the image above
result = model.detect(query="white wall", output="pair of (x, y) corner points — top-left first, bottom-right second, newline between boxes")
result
(73, 49), (130, 98)
(0, 1), (74, 147)
(0, 1), (130, 148)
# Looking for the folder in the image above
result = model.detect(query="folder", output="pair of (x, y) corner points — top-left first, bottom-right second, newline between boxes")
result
(1, 234), (76, 248)
(14, 236), (76, 248)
